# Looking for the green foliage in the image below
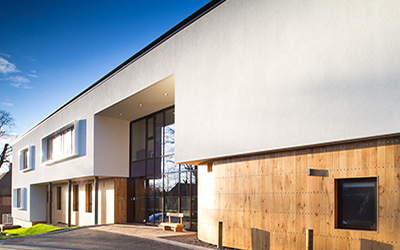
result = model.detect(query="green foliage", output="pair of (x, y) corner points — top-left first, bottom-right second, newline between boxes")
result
(1, 224), (75, 240)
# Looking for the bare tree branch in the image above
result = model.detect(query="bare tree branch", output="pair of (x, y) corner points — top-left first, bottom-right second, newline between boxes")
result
(0, 110), (15, 171)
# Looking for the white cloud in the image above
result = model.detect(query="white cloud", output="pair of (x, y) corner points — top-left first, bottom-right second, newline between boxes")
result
(0, 52), (10, 58)
(6, 76), (30, 83)
(6, 76), (33, 89)
(1, 102), (13, 106)
(0, 57), (19, 74)
(31, 70), (36, 73)
(28, 74), (38, 78)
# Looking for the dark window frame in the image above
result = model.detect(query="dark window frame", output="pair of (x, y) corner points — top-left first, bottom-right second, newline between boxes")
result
(335, 177), (377, 231)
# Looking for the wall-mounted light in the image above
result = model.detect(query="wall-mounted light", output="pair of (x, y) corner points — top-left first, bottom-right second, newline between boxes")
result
(139, 103), (143, 107)
(119, 113), (123, 116)
(164, 93), (168, 96)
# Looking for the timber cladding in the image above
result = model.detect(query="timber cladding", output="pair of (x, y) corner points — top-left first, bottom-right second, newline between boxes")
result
(198, 136), (400, 250)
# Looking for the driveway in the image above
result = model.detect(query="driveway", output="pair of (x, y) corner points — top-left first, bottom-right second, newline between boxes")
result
(0, 227), (191, 250)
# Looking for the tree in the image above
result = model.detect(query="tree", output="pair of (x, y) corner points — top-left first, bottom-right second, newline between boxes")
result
(0, 110), (14, 171)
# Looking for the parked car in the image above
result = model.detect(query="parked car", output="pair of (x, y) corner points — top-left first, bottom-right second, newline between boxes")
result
(144, 213), (179, 223)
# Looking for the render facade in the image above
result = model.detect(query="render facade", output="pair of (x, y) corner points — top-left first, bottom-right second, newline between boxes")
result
(12, 0), (400, 249)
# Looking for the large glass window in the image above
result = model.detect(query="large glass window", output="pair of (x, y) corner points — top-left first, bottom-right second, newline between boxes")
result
(129, 106), (198, 230)
(336, 177), (377, 230)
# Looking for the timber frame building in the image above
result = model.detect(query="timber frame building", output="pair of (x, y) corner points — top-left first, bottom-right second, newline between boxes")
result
(12, 0), (400, 249)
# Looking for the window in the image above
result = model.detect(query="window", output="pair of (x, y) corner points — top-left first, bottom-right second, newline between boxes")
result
(86, 183), (92, 213)
(335, 177), (377, 230)
(42, 120), (81, 165)
(47, 126), (74, 161)
(73, 185), (79, 211)
(57, 186), (62, 210)
(19, 146), (34, 171)
(21, 149), (28, 170)
(13, 188), (26, 210)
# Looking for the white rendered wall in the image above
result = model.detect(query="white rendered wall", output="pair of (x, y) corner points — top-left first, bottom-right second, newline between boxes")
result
(174, 0), (400, 163)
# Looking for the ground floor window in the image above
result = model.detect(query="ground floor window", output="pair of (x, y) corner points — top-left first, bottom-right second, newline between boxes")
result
(73, 185), (79, 211)
(86, 183), (92, 213)
(335, 177), (377, 230)
(56, 186), (62, 210)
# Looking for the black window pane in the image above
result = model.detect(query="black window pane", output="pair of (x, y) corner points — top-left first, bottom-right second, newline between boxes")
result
(147, 117), (153, 138)
(155, 157), (162, 175)
(131, 120), (146, 161)
(146, 159), (154, 175)
(165, 108), (174, 126)
(341, 181), (375, 226)
(131, 161), (145, 177)
(155, 113), (163, 157)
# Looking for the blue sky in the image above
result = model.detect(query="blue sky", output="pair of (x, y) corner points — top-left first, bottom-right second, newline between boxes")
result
(0, 0), (210, 138)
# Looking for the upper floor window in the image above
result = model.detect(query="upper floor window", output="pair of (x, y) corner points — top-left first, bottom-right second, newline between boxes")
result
(42, 120), (82, 165)
(47, 126), (74, 161)
(19, 145), (34, 172)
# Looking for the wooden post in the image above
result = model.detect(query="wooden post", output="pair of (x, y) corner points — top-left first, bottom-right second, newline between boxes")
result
(217, 221), (223, 248)
(94, 177), (99, 225)
(68, 180), (71, 227)
(306, 229), (313, 250)
(48, 183), (52, 224)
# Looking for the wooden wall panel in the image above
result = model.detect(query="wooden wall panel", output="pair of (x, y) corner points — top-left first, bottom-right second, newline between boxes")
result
(198, 136), (400, 250)
(114, 177), (127, 224)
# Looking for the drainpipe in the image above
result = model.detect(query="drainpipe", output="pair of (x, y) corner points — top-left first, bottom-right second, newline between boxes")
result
(68, 180), (71, 227)
(48, 183), (52, 224)
(94, 177), (99, 225)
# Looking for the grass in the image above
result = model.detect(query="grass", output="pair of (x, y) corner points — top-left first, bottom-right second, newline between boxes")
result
(1, 224), (75, 240)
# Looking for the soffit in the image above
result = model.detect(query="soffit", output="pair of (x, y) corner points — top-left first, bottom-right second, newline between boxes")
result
(96, 75), (175, 121)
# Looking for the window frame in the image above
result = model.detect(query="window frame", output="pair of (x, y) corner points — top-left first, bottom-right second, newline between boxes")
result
(335, 177), (377, 231)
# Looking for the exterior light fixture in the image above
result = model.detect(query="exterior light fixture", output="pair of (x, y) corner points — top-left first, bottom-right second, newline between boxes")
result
(164, 93), (168, 96)
(119, 113), (123, 116)
(139, 103), (143, 107)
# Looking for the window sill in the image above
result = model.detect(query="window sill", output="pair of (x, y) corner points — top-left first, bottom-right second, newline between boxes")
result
(44, 154), (79, 166)
(20, 167), (32, 173)
(16, 207), (25, 210)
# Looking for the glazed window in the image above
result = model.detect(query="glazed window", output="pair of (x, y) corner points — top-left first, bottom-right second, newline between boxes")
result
(57, 186), (62, 210)
(13, 188), (26, 210)
(47, 126), (74, 161)
(336, 177), (377, 230)
(73, 185), (79, 212)
(19, 146), (34, 171)
(86, 183), (92, 213)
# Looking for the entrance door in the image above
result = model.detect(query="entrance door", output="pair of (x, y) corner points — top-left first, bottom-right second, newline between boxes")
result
(127, 177), (146, 223)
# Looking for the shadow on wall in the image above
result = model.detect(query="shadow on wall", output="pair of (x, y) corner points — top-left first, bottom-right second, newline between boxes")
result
(360, 239), (393, 250)
(251, 228), (270, 250)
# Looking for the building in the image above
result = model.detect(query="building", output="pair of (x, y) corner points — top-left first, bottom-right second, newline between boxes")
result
(12, 0), (400, 249)
(0, 170), (12, 223)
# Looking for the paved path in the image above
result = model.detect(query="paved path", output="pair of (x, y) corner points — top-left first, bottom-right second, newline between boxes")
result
(0, 227), (191, 250)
